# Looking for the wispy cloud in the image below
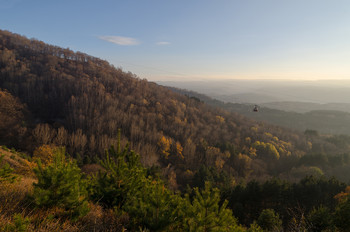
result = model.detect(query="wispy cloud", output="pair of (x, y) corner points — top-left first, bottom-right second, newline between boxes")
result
(156, 41), (171, 46)
(99, 35), (140, 46)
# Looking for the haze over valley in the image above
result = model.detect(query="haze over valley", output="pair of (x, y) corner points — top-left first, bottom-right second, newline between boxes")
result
(158, 79), (350, 105)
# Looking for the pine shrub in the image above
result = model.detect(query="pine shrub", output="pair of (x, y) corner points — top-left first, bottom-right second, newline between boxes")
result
(32, 148), (89, 219)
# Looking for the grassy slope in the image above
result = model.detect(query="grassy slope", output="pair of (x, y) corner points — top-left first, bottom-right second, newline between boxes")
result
(0, 147), (129, 231)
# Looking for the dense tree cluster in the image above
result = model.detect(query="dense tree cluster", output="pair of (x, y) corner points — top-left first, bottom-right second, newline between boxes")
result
(224, 176), (345, 227)
(0, 89), (28, 148)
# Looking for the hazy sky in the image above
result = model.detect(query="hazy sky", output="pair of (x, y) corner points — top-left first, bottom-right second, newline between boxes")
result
(1, 0), (350, 81)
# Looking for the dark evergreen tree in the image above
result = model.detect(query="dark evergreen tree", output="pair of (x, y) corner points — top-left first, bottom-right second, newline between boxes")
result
(257, 209), (282, 232)
(89, 142), (146, 209)
(125, 178), (184, 231)
(307, 205), (333, 232)
(183, 182), (245, 232)
(32, 147), (89, 219)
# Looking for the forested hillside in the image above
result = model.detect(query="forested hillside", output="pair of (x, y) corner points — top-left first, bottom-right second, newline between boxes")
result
(0, 29), (323, 183)
(2, 30), (350, 231)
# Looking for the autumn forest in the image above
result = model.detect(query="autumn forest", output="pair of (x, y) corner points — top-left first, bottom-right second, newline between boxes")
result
(1, 30), (350, 231)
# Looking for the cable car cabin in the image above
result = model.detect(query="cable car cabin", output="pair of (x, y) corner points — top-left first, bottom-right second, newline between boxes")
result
(253, 105), (259, 112)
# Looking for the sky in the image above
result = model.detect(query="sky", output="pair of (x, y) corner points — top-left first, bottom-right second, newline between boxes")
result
(1, 0), (350, 81)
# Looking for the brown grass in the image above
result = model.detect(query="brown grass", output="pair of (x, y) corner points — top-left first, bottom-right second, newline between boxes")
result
(0, 146), (36, 176)
(78, 203), (129, 231)
(0, 174), (129, 231)
(0, 177), (34, 216)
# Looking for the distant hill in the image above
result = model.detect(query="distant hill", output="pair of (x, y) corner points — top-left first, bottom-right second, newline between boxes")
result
(260, 102), (350, 113)
(216, 93), (282, 104)
(158, 79), (350, 104)
(168, 87), (350, 135)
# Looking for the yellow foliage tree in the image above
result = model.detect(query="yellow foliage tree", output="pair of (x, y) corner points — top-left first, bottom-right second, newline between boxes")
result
(32, 144), (61, 167)
(264, 132), (273, 138)
(253, 141), (280, 160)
(236, 153), (252, 177)
(215, 115), (225, 123)
(176, 141), (184, 159)
(249, 147), (257, 157)
(158, 136), (172, 159)
(215, 156), (225, 169)
(334, 186), (350, 202)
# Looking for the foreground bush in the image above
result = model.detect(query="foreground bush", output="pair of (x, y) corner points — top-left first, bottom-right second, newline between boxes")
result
(183, 182), (246, 232)
(32, 148), (89, 219)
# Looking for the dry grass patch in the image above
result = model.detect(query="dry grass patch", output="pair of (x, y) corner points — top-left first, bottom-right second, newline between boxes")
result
(78, 203), (129, 231)
(0, 146), (35, 176)
(0, 177), (34, 215)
